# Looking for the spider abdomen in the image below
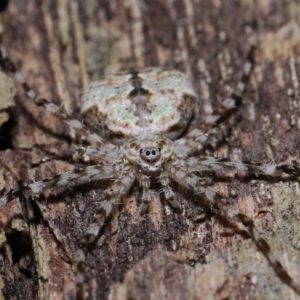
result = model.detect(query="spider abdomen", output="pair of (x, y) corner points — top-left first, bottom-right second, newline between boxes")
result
(81, 68), (197, 144)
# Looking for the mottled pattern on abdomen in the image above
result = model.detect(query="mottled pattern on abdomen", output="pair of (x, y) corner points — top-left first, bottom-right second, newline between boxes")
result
(81, 68), (197, 144)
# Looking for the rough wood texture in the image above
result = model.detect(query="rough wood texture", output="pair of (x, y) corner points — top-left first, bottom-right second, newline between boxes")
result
(1, 0), (300, 299)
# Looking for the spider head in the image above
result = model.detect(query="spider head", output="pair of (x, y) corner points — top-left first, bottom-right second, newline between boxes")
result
(123, 136), (174, 172)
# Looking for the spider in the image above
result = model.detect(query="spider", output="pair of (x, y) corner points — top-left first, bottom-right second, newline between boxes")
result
(1, 18), (300, 299)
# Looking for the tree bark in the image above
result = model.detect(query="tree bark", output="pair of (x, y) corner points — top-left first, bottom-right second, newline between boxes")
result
(1, 0), (300, 299)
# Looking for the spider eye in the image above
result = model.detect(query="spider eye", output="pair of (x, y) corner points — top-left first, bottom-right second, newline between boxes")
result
(146, 150), (151, 156)
(158, 148), (161, 152)
(152, 150), (156, 155)
(140, 149), (143, 154)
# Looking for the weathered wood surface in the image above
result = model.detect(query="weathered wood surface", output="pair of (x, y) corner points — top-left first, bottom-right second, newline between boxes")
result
(1, 0), (300, 299)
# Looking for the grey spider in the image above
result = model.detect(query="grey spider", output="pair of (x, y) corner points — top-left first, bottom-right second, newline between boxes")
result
(1, 25), (300, 299)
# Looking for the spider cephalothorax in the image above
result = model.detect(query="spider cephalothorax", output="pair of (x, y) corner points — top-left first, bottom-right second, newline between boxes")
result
(124, 135), (174, 173)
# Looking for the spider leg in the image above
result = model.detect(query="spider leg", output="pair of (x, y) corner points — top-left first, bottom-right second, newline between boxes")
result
(0, 45), (114, 149)
(76, 248), (87, 300)
(177, 26), (257, 154)
(174, 128), (208, 157)
(201, 33), (256, 133)
(0, 163), (117, 208)
(37, 141), (121, 165)
(160, 171), (182, 212)
(187, 156), (300, 181)
(165, 158), (300, 294)
(76, 163), (137, 300)
(80, 162), (137, 245)
(136, 173), (153, 214)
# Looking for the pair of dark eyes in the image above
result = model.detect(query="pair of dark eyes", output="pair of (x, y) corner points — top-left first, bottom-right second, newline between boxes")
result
(140, 148), (161, 156)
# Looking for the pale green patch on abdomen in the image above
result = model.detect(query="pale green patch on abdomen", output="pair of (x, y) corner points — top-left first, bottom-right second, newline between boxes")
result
(81, 68), (197, 144)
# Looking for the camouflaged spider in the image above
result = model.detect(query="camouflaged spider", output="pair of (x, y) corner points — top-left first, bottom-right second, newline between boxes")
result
(1, 24), (300, 299)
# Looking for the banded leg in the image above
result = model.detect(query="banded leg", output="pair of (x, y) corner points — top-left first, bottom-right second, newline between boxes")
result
(174, 128), (208, 157)
(160, 172), (182, 212)
(165, 158), (300, 294)
(77, 163), (136, 300)
(76, 248), (87, 300)
(80, 163), (137, 245)
(0, 163), (117, 208)
(177, 27), (258, 154)
(37, 141), (121, 165)
(136, 173), (152, 214)
(0, 45), (113, 149)
(187, 156), (300, 181)
(215, 198), (300, 294)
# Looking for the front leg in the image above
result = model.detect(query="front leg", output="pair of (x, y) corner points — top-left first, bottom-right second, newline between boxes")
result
(136, 173), (153, 215)
(175, 27), (257, 155)
(0, 162), (117, 208)
(37, 141), (121, 165)
(76, 162), (137, 300)
(187, 156), (300, 181)
(165, 158), (300, 295)
(160, 171), (182, 212)
(80, 162), (137, 245)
